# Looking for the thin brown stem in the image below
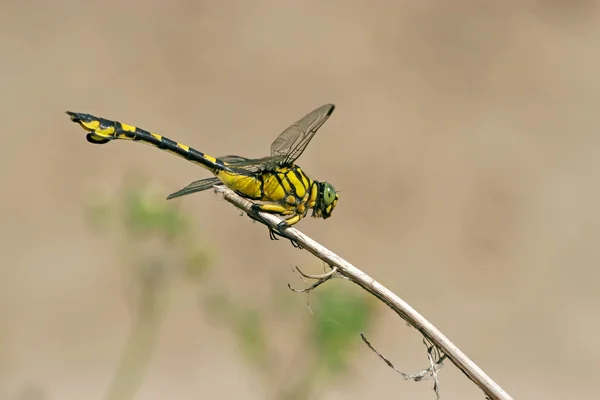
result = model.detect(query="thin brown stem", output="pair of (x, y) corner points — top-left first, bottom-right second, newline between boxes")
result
(215, 185), (513, 400)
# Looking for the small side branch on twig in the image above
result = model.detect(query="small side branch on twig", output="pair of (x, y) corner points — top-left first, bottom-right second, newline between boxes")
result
(361, 333), (447, 399)
(214, 185), (513, 400)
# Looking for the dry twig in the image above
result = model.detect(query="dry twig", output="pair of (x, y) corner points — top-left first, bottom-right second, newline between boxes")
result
(214, 185), (513, 400)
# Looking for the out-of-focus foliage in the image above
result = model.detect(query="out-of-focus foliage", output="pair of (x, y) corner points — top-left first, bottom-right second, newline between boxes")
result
(86, 184), (213, 400)
(88, 183), (378, 400)
(311, 282), (377, 375)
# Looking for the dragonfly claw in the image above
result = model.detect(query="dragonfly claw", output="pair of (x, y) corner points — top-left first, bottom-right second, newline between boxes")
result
(277, 220), (288, 229)
(248, 206), (301, 248)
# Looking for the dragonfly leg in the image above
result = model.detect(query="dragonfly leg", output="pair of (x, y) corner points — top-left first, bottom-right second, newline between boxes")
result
(250, 204), (303, 248)
(247, 210), (276, 238)
(274, 214), (304, 249)
(254, 203), (295, 215)
(277, 214), (301, 229)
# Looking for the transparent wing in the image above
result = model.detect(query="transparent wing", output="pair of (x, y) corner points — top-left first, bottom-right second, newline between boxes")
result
(219, 155), (251, 163)
(270, 104), (335, 164)
(209, 105), (335, 174)
(219, 154), (284, 174)
(166, 177), (222, 200)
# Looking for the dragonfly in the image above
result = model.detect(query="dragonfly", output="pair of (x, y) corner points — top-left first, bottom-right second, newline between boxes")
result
(66, 104), (339, 244)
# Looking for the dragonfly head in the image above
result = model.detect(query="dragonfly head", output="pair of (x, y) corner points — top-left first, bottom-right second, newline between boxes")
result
(314, 181), (338, 219)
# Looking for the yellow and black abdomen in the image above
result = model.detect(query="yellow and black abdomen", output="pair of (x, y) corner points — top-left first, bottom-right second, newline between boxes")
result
(66, 111), (228, 174)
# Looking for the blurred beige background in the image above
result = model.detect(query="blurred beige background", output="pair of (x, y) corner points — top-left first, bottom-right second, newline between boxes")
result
(2, 0), (600, 398)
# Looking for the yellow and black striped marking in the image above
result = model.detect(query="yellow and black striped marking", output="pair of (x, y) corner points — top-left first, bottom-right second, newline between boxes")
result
(66, 112), (229, 174)
(67, 105), (339, 242)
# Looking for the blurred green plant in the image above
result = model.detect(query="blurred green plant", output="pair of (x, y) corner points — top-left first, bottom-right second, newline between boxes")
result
(312, 282), (376, 375)
(202, 275), (378, 399)
(88, 186), (189, 240)
(86, 183), (213, 400)
(87, 182), (378, 400)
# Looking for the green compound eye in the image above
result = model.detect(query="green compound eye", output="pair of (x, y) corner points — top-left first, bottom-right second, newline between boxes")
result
(323, 182), (336, 206)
